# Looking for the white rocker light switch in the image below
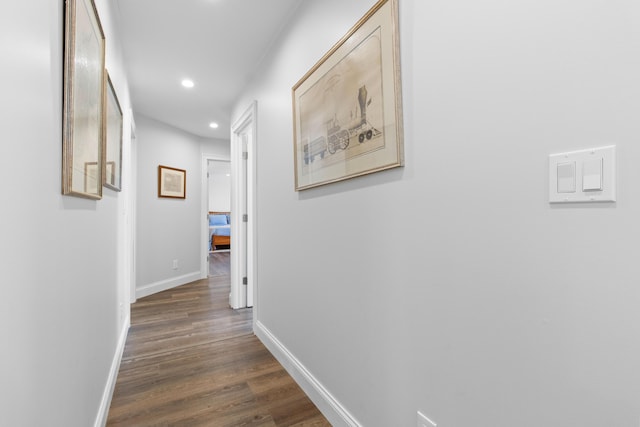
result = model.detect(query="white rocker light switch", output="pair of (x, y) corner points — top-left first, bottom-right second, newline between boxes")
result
(583, 158), (603, 191)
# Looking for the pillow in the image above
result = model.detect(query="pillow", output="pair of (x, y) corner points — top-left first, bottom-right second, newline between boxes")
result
(209, 214), (228, 226)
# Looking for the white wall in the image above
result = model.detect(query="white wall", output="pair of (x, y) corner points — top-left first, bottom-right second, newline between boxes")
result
(0, 0), (132, 426)
(135, 115), (228, 297)
(233, 0), (640, 426)
(208, 160), (231, 212)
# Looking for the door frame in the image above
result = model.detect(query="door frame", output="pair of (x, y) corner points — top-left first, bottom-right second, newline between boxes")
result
(200, 155), (232, 280)
(230, 101), (257, 316)
(127, 109), (137, 304)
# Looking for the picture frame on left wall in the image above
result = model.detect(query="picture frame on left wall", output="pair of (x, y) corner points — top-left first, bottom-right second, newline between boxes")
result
(62, 0), (106, 199)
(104, 72), (123, 191)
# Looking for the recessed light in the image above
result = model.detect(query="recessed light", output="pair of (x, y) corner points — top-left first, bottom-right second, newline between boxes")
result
(181, 79), (194, 88)
(209, 122), (219, 129)
(226, 174), (230, 177)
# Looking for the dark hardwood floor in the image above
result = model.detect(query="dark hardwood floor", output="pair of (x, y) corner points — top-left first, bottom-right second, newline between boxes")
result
(209, 251), (231, 277)
(107, 252), (329, 426)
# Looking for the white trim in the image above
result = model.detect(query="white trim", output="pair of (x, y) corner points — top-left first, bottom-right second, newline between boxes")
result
(94, 314), (130, 427)
(246, 110), (257, 310)
(136, 271), (201, 299)
(128, 109), (137, 303)
(255, 321), (362, 427)
(229, 101), (258, 313)
(201, 154), (232, 280)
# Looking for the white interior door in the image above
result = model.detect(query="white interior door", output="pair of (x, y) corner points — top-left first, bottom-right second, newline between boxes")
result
(242, 130), (253, 307)
(230, 102), (256, 311)
(237, 129), (250, 307)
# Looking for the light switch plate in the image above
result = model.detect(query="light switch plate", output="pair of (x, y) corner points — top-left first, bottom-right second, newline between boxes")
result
(549, 145), (616, 203)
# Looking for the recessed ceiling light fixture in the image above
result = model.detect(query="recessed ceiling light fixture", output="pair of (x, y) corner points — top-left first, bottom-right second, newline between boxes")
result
(181, 79), (194, 88)
(209, 122), (219, 129)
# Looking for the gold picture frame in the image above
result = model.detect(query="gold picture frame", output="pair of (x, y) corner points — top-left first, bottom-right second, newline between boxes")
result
(62, 0), (106, 199)
(104, 72), (123, 191)
(158, 165), (186, 199)
(292, 0), (403, 191)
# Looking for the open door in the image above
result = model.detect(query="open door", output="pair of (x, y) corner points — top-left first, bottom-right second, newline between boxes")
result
(240, 132), (252, 307)
(230, 102), (256, 310)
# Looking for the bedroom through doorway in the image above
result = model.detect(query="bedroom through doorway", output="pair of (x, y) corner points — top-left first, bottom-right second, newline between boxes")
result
(207, 159), (231, 277)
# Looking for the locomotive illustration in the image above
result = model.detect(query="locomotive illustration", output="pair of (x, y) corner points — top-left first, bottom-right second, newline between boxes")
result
(303, 85), (381, 165)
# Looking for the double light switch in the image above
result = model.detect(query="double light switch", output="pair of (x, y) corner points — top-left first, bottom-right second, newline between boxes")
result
(549, 145), (615, 203)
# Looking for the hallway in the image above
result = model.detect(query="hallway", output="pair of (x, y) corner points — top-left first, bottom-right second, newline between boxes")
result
(107, 253), (329, 426)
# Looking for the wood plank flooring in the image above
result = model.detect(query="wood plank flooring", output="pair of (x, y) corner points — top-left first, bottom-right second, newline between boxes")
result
(107, 253), (329, 426)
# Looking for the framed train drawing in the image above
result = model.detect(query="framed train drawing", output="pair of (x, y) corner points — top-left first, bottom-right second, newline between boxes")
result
(292, 0), (403, 191)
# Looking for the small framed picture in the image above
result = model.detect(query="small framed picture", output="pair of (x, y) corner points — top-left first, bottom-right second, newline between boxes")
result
(158, 165), (186, 199)
(104, 72), (123, 191)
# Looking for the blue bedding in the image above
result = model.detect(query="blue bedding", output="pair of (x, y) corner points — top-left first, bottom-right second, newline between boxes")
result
(210, 225), (230, 236)
(209, 214), (228, 226)
(208, 213), (231, 250)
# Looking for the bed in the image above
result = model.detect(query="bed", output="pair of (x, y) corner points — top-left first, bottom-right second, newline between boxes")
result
(209, 212), (231, 251)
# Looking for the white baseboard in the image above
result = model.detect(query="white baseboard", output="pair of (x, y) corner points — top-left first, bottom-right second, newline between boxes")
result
(94, 314), (130, 427)
(254, 321), (361, 427)
(136, 271), (201, 299)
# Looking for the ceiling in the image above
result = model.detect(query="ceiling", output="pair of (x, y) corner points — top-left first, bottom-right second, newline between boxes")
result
(115, 0), (303, 139)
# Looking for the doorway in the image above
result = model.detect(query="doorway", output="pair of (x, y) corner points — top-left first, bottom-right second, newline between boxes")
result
(207, 159), (231, 276)
(201, 154), (231, 281)
(230, 102), (257, 312)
